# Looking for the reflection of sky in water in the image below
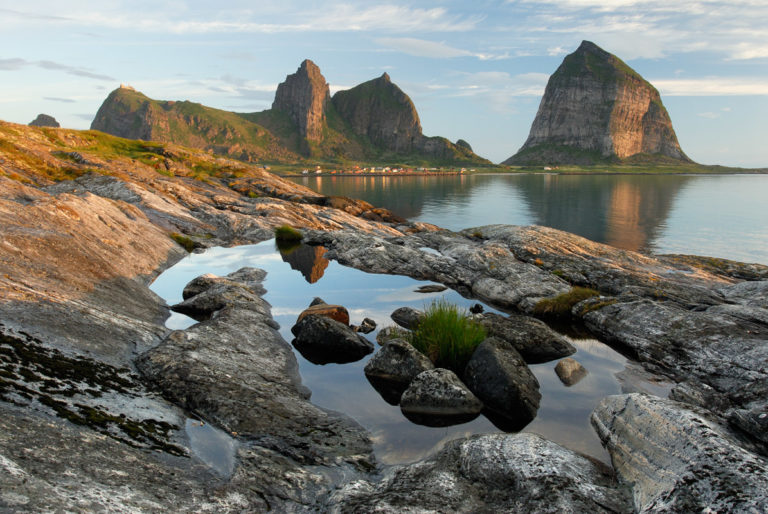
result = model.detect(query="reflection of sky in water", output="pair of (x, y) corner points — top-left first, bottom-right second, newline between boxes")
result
(151, 240), (671, 465)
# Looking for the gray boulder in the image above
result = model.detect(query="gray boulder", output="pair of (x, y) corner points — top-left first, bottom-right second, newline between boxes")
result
(172, 269), (270, 321)
(400, 368), (482, 426)
(356, 317), (376, 334)
(591, 393), (768, 513)
(477, 312), (575, 364)
(463, 337), (540, 431)
(375, 326), (406, 345)
(364, 339), (434, 404)
(292, 314), (374, 365)
(390, 306), (424, 330)
(555, 357), (588, 386)
(331, 433), (632, 513)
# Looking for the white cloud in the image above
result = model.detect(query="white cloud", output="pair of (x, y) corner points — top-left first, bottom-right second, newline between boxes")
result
(653, 77), (768, 96)
(375, 37), (509, 60)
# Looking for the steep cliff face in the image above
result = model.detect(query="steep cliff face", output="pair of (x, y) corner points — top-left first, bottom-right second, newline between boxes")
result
(332, 73), (422, 153)
(505, 41), (689, 165)
(272, 59), (330, 143)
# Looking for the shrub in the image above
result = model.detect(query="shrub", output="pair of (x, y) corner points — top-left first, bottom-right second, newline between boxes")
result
(407, 299), (486, 373)
(274, 225), (303, 242)
(170, 232), (195, 252)
(533, 287), (599, 318)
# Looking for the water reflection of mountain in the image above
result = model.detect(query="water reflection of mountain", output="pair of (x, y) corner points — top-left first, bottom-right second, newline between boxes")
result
(511, 175), (691, 252)
(290, 175), (477, 219)
(279, 243), (329, 283)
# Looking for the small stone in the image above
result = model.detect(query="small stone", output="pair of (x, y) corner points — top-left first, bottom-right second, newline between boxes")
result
(376, 326), (406, 345)
(356, 317), (376, 334)
(391, 306), (424, 330)
(400, 368), (483, 426)
(555, 357), (588, 386)
(295, 303), (350, 329)
(364, 339), (434, 405)
(291, 314), (374, 364)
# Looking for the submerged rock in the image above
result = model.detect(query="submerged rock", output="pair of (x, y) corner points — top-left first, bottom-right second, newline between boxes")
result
(555, 357), (588, 386)
(591, 393), (768, 513)
(477, 312), (575, 364)
(331, 433), (632, 512)
(353, 317), (376, 334)
(364, 339), (434, 405)
(291, 314), (374, 364)
(463, 337), (540, 431)
(400, 368), (482, 427)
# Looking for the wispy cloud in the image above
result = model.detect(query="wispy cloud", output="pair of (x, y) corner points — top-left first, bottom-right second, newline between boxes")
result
(0, 57), (114, 81)
(653, 77), (768, 96)
(44, 97), (76, 103)
(6, 4), (481, 34)
(375, 38), (509, 60)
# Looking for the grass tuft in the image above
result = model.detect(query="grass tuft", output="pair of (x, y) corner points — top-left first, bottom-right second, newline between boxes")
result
(407, 299), (486, 373)
(274, 225), (303, 242)
(533, 287), (600, 318)
(170, 232), (195, 252)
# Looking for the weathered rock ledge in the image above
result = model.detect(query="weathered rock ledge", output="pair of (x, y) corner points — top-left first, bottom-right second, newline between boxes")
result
(2, 121), (767, 510)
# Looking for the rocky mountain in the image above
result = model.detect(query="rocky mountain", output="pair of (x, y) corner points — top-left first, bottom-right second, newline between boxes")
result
(28, 113), (60, 128)
(91, 62), (487, 165)
(505, 41), (690, 165)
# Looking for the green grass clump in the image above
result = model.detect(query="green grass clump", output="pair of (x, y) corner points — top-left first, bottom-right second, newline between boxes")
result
(170, 232), (195, 252)
(274, 225), (303, 242)
(408, 299), (486, 373)
(533, 287), (600, 317)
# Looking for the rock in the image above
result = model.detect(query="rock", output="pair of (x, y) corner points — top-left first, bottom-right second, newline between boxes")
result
(463, 337), (540, 431)
(591, 393), (768, 513)
(477, 312), (575, 363)
(310, 297), (327, 306)
(364, 339), (434, 405)
(414, 284), (447, 293)
(376, 326), (406, 346)
(505, 40), (689, 165)
(171, 270), (272, 323)
(279, 243), (329, 283)
(28, 113), (60, 128)
(354, 317), (376, 334)
(469, 303), (484, 314)
(390, 306), (423, 330)
(291, 314), (374, 365)
(400, 369), (482, 426)
(331, 433), (632, 513)
(272, 59), (330, 143)
(295, 303), (350, 328)
(555, 357), (588, 386)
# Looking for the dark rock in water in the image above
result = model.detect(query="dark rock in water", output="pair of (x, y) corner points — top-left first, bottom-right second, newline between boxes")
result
(376, 325), (406, 346)
(463, 337), (540, 430)
(591, 393), (768, 513)
(28, 113), (60, 128)
(364, 339), (434, 405)
(181, 271), (268, 300)
(291, 314), (374, 364)
(332, 433), (632, 512)
(172, 271), (272, 323)
(400, 368), (482, 427)
(295, 303), (350, 329)
(354, 317), (376, 334)
(477, 312), (575, 364)
(555, 357), (588, 386)
(414, 284), (447, 293)
(391, 306), (424, 330)
(469, 303), (484, 314)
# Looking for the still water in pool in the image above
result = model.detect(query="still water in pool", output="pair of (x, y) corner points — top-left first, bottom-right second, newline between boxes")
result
(151, 240), (672, 465)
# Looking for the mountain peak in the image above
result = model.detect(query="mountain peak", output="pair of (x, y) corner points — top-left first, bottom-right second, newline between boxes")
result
(379, 72), (391, 82)
(272, 60), (330, 143)
(504, 41), (689, 165)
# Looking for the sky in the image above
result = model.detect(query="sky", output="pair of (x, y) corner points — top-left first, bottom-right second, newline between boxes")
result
(1, 1), (767, 167)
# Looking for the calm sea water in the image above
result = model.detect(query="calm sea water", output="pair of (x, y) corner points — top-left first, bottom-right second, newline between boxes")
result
(288, 173), (768, 265)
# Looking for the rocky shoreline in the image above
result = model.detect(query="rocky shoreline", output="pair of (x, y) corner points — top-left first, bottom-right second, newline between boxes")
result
(1, 121), (767, 511)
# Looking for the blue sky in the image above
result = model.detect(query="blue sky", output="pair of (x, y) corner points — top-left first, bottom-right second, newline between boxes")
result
(1, 1), (767, 166)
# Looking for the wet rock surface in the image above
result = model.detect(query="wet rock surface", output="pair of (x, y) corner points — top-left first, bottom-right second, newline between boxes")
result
(400, 368), (483, 426)
(592, 393), (768, 513)
(463, 337), (541, 430)
(477, 311), (576, 363)
(364, 339), (434, 405)
(291, 314), (374, 364)
(330, 433), (632, 513)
